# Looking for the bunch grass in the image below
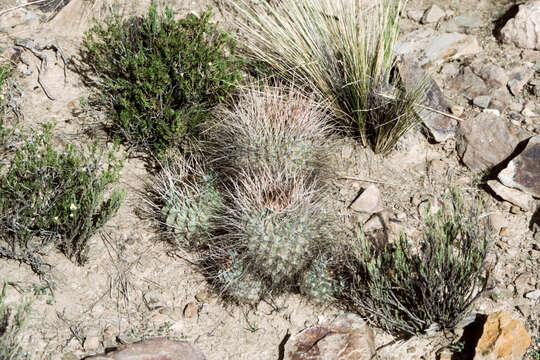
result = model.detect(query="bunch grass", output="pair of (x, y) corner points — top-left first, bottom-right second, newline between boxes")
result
(345, 189), (490, 336)
(228, 0), (426, 154)
(0, 281), (31, 360)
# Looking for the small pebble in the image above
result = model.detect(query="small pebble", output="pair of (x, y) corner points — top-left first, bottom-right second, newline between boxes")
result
(509, 112), (521, 121)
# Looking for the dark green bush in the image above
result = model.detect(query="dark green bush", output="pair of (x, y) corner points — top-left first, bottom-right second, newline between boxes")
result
(345, 189), (490, 336)
(0, 123), (125, 274)
(81, 4), (242, 156)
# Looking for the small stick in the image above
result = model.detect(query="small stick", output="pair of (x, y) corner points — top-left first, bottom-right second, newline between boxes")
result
(338, 176), (398, 187)
(0, 0), (49, 16)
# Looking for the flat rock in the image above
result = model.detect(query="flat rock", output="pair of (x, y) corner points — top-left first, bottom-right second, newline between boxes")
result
(407, 9), (424, 22)
(286, 313), (375, 360)
(350, 184), (383, 214)
(473, 95), (491, 109)
(456, 113), (519, 171)
(487, 180), (532, 210)
(421, 5), (446, 24)
(449, 67), (489, 99)
(501, 0), (540, 50)
(498, 135), (540, 197)
(396, 29), (482, 69)
(507, 66), (535, 96)
(397, 53), (455, 142)
(454, 13), (485, 28)
(84, 338), (206, 360)
(477, 63), (509, 89)
(473, 311), (531, 360)
(490, 87), (513, 112)
(525, 289), (540, 300)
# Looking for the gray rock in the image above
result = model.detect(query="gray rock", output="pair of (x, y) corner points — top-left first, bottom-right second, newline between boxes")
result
(487, 180), (532, 210)
(474, 95), (491, 109)
(501, 0), (540, 50)
(507, 66), (535, 96)
(454, 13), (484, 28)
(491, 87), (513, 112)
(84, 338), (206, 360)
(525, 289), (540, 300)
(449, 67), (489, 99)
(397, 53), (455, 142)
(408, 9), (424, 22)
(350, 184), (383, 214)
(421, 5), (446, 24)
(456, 112), (519, 170)
(395, 29), (482, 69)
(498, 135), (540, 198)
(477, 63), (509, 89)
(286, 313), (375, 360)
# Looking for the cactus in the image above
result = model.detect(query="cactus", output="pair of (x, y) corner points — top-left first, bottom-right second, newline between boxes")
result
(161, 174), (222, 247)
(243, 209), (317, 285)
(216, 256), (264, 303)
(300, 257), (344, 302)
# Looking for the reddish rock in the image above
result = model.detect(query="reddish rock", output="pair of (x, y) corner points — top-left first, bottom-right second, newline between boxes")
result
(456, 113), (519, 171)
(286, 313), (375, 360)
(473, 311), (530, 360)
(498, 135), (540, 198)
(84, 338), (206, 360)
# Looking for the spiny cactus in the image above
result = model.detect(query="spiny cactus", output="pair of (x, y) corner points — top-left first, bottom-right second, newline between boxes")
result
(153, 151), (222, 248)
(207, 83), (331, 180)
(300, 256), (344, 303)
(216, 256), (264, 303)
(161, 174), (222, 247)
(222, 171), (327, 291)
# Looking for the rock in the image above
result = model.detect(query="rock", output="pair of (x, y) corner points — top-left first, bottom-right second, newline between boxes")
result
(408, 9), (424, 22)
(397, 53), (455, 142)
(194, 290), (210, 303)
(477, 64), (509, 89)
(421, 5), (446, 24)
(473, 95), (491, 109)
(454, 14), (485, 28)
(183, 302), (199, 318)
(350, 184), (383, 214)
(456, 113), (519, 171)
(450, 67), (489, 99)
(491, 88), (513, 113)
(507, 66), (535, 96)
(473, 311), (531, 360)
(451, 105), (464, 116)
(487, 180), (532, 210)
(522, 101), (537, 117)
(396, 29), (482, 69)
(0, 9), (39, 33)
(498, 135), (540, 197)
(500, 0), (540, 50)
(488, 213), (508, 233)
(483, 109), (501, 117)
(286, 313), (375, 360)
(525, 289), (540, 300)
(441, 62), (460, 78)
(85, 334), (101, 352)
(84, 338), (207, 360)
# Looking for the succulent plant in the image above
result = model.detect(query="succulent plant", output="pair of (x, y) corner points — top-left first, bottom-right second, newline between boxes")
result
(161, 174), (222, 247)
(300, 256), (344, 303)
(216, 256), (264, 303)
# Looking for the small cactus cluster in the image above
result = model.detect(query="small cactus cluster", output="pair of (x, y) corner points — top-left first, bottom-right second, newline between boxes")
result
(155, 85), (338, 303)
(153, 151), (222, 248)
(300, 256), (344, 303)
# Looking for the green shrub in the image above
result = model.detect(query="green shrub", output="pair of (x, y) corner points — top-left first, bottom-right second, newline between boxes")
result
(0, 281), (31, 360)
(0, 64), (18, 149)
(229, 0), (427, 154)
(0, 123), (125, 274)
(345, 189), (490, 336)
(81, 4), (242, 157)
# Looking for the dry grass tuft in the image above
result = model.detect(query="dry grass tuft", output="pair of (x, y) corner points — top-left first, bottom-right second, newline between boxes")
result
(227, 0), (427, 154)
